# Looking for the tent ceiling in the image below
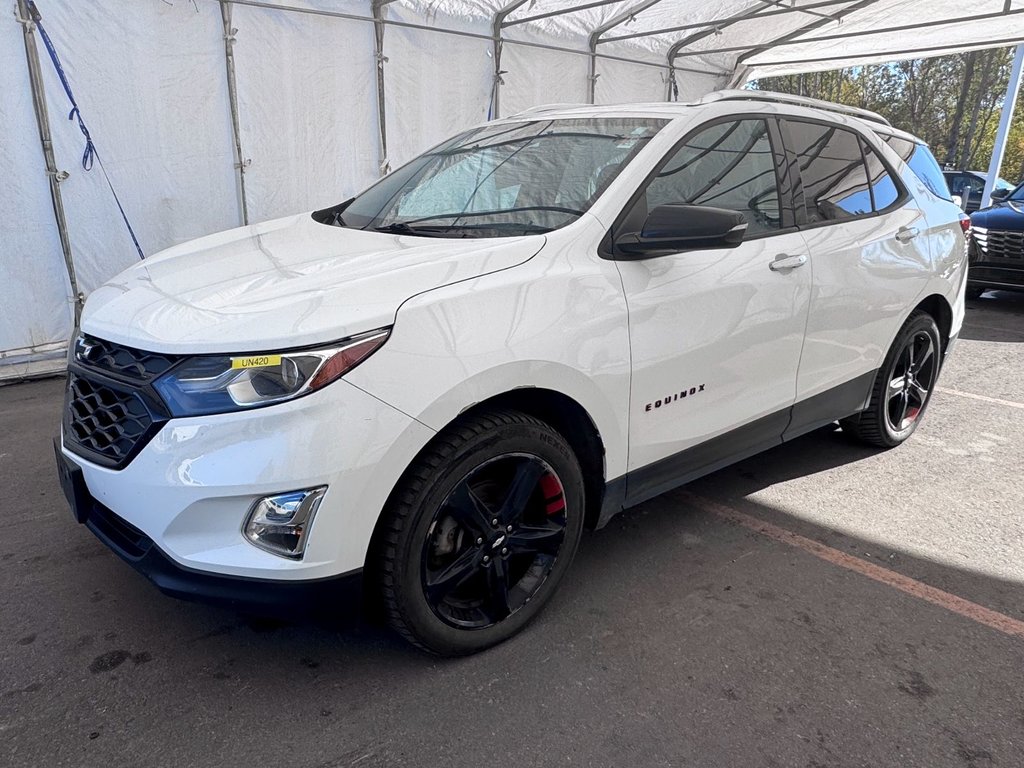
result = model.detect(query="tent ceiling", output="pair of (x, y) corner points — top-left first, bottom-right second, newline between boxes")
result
(376, 0), (1024, 83)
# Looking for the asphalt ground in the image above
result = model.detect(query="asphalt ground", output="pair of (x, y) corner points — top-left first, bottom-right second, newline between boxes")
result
(2, 292), (1023, 768)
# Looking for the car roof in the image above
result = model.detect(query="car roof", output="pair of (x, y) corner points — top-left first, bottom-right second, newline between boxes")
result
(505, 91), (927, 146)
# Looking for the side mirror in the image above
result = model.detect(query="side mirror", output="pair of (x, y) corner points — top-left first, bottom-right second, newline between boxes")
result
(614, 204), (747, 259)
(991, 188), (1010, 201)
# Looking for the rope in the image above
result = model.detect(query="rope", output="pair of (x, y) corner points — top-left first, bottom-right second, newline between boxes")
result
(26, 0), (145, 260)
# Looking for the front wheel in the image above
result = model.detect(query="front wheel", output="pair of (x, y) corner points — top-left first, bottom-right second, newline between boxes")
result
(841, 311), (942, 448)
(374, 410), (585, 655)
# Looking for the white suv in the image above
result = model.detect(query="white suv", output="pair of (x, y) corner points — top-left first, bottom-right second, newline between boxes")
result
(56, 91), (966, 655)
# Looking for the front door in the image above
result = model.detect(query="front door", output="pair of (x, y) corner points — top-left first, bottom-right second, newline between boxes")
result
(613, 117), (811, 505)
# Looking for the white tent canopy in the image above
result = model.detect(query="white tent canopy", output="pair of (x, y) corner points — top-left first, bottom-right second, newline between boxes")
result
(3, 0), (1024, 378)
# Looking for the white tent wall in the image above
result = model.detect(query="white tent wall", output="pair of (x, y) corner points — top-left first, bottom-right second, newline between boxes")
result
(383, 5), (493, 168)
(0, 9), (73, 376)
(501, 42), (589, 114)
(593, 56), (667, 104)
(6, 0), (1024, 380)
(231, 3), (381, 220)
(39, 0), (239, 291)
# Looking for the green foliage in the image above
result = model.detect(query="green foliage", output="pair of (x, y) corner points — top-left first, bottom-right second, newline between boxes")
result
(751, 48), (1024, 183)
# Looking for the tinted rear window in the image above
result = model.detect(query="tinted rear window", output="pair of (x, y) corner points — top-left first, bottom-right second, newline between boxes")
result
(862, 142), (901, 211)
(882, 135), (951, 201)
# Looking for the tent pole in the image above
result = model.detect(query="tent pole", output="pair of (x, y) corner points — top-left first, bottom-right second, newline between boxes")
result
(491, 1), (532, 120)
(16, 0), (82, 326)
(372, 0), (390, 175)
(587, 39), (598, 104)
(983, 43), (1024, 208)
(587, 0), (666, 104)
(220, 1), (250, 226)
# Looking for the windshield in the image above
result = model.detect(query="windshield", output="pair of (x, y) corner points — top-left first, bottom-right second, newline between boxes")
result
(323, 118), (667, 238)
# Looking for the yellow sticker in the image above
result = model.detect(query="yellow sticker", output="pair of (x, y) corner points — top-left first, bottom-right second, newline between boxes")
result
(230, 354), (282, 370)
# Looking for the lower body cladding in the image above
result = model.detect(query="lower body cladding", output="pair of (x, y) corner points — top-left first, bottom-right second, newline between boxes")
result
(56, 378), (435, 614)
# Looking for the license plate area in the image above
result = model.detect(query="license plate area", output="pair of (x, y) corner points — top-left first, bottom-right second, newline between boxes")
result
(54, 439), (91, 524)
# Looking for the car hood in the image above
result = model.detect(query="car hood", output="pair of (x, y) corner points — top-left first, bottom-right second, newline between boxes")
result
(81, 214), (544, 354)
(968, 200), (1024, 231)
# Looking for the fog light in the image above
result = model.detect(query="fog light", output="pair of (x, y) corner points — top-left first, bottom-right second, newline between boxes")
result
(243, 487), (326, 559)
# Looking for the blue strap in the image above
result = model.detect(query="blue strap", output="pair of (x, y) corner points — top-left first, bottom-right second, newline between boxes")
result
(27, 0), (145, 260)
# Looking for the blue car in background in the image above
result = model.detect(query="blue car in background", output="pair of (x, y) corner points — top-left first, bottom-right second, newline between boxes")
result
(967, 185), (1024, 298)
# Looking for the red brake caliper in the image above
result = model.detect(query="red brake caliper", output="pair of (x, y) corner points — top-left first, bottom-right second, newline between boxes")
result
(539, 473), (565, 516)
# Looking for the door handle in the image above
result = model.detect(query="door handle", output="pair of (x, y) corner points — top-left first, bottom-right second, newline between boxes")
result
(895, 226), (920, 243)
(769, 253), (807, 271)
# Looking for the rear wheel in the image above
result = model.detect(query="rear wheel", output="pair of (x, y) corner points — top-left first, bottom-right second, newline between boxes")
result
(841, 311), (942, 448)
(374, 410), (584, 655)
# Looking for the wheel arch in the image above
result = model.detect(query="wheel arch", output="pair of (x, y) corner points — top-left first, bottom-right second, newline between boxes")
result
(456, 388), (608, 530)
(913, 292), (953, 351)
(362, 386), (610, 596)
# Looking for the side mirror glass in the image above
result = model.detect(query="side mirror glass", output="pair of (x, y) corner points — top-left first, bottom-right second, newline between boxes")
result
(613, 204), (747, 259)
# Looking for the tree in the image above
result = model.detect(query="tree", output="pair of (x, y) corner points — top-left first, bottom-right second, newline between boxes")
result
(751, 47), (1023, 183)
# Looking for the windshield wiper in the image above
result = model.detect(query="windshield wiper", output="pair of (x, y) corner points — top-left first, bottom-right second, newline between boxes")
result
(374, 221), (552, 237)
(373, 222), (456, 237)
(401, 206), (585, 225)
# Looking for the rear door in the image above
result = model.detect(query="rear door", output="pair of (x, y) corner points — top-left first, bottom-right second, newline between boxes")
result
(780, 117), (934, 434)
(613, 116), (812, 505)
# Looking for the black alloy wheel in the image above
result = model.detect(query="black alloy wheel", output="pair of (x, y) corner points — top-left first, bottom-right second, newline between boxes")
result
(884, 330), (938, 436)
(422, 453), (567, 629)
(842, 310), (942, 448)
(374, 410), (584, 655)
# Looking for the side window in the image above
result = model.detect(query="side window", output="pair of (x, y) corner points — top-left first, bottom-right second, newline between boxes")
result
(948, 174), (968, 195)
(643, 119), (782, 237)
(882, 135), (951, 200)
(861, 141), (900, 211)
(785, 120), (871, 223)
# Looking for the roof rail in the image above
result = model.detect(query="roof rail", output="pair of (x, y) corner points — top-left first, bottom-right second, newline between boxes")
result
(509, 103), (587, 117)
(697, 89), (891, 127)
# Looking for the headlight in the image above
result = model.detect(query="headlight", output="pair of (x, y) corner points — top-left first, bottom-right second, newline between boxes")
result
(153, 328), (389, 416)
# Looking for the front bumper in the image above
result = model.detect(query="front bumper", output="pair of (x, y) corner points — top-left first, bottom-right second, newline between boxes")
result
(57, 440), (362, 614)
(967, 263), (1024, 291)
(57, 377), (435, 584)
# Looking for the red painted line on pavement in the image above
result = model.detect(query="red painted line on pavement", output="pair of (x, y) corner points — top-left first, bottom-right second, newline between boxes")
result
(684, 493), (1024, 641)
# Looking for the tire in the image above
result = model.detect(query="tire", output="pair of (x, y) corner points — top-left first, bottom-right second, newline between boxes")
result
(966, 285), (986, 300)
(373, 409), (585, 656)
(841, 311), (942, 448)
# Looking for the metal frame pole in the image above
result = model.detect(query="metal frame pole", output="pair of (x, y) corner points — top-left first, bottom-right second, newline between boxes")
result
(984, 43), (1024, 208)
(16, 0), (82, 325)
(587, 0), (665, 104)
(677, 7), (1024, 59)
(665, 0), (778, 101)
(733, 0), (880, 68)
(372, 0), (392, 175)
(219, 1), (250, 225)
(491, 0), (533, 120)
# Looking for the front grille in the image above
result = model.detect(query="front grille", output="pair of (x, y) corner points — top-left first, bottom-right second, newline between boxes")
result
(973, 228), (1024, 262)
(75, 334), (179, 382)
(63, 335), (174, 469)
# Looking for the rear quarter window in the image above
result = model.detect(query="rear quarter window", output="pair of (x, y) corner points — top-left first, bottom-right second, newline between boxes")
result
(881, 135), (952, 201)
